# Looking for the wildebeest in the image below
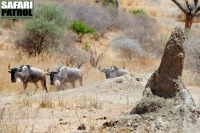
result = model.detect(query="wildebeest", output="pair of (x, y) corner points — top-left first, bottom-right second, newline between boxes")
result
(99, 65), (129, 78)
(46, 65), (83, 90)
(8, 64), (48, 94)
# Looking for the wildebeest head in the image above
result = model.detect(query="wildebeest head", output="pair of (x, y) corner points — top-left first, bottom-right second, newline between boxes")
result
(98, 66), (115, 78)
(46, 69), (60, 85)
(8, 64), (23, 83)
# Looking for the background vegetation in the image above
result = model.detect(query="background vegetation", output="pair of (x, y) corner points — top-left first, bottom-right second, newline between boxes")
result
(15, 5), (66, 56)
(0, 0), (200, 93)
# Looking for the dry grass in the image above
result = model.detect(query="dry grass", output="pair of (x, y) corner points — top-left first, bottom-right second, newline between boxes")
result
(0, 52), (58, 94)
(0, 39), (160, 94)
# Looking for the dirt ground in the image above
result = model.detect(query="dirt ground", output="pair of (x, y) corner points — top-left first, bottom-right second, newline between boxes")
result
(0, 73), (200, 133)
(0, 74), (146, 132)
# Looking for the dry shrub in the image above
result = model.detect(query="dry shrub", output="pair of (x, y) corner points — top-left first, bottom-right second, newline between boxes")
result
(57, 36), (90, 66)
(77, 96), (102, 109)
(90, 50), (104, 68)
(0, 43), (5, 50)
(116, 127), (130, 133)
(0, 19), (15, 29)
(36, 0), (163, 57)
(111, 38), (145, 60)
(62, 1), (114, 34)
(184, 33), (200, 85)
(0, 30), (2, 36)
(58, 1), (160, 51)
(39, 95), (54, 108)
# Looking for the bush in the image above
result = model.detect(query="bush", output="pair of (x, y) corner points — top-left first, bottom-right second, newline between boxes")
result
(57, 1), (161, 55)
(57, 36), (90, 66)
(185, 33), (200, 72)
(129, 9), (146, 15)
(16, 5), (66, 56)
(82, 43), (91, 51)
(69, 20), (95, 41)
(0, 19), (15, 29)
(62, 1), (113, 34)
(111, 38), (145, 60)
(69, 20), (95, 34)
(102, 0), (116, 6)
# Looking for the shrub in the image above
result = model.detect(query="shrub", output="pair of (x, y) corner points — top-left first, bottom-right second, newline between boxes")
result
(57, 37), (90, 66)
(0, 19), (14, 29)
(111, 38), (145, 60)
(82, 43), (91, 51)
(57, 1), (161, 55)
(102, 0), (116, 6)
(62, 1), (113, 34)
(185, 33), (200, 72)
(69, 20), (95, 41)
(184, 33), (200, 85)
(129, 9), (146, 15)
(16, 5), (66, 56)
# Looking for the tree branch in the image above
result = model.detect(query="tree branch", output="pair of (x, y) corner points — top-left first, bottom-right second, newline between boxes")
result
(194, 0), (198, 8)
(185, 0), (193, 11)
(171, 0), (188, 15)
(194, 6), (200, 15)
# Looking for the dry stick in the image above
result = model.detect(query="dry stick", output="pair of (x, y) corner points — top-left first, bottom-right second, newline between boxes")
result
(95, 53), (103, 68)
(0, 106), (6, 125)
(75, 96), (81, 125)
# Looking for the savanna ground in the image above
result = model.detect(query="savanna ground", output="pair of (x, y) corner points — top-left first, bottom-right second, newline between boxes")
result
(0, 0), (200, 132)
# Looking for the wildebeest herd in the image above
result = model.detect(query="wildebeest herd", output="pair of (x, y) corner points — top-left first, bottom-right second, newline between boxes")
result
(8, 64), (129, 94)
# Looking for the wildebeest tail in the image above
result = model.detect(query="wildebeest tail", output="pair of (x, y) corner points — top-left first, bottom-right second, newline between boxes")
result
(77, 63), (83, 69)
(43, 78), (48, 92)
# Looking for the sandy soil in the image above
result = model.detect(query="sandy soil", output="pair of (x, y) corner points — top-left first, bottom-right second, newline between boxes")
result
(0, 73), (199, 133)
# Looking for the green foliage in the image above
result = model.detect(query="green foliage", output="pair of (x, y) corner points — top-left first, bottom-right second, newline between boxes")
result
(69, 20), (95, 36)
(0, 19), (14, 29)
(129, 9), (146, 15)
(17, 5), (66, 56)
(82, 43), (91, 51)
(102, 0), (116, 5)
(27, 5), (66, 37)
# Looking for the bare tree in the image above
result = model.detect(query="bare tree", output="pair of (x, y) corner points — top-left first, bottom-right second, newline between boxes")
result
(56, 54), (76, 67)
(90, 50), (103, 68)
(115, 0), (119, 17)
(171, 0), (200, 30)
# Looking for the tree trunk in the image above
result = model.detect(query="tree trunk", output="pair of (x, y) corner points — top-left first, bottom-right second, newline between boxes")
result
(115, 0), (119, 16)
(185, 15), (193, 30)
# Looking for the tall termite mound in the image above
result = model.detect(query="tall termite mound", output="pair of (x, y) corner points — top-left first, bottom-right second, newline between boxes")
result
(103, 27), (200, 132)
(144, 27), (186, 98)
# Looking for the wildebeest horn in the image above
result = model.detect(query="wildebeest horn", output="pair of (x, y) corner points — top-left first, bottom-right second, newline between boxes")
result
(98, 66), (105, 72)
(56, 69), (60, 73)
(8, 64), (11, 70)
(112, 65), (118, 69)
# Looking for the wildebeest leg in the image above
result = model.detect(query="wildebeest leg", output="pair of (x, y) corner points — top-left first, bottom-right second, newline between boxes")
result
(62, 83), (67, 90)
(40, 79), (48, 93)
(60, 84), (63, 91)
(72, 82), (75, 88)
(79, 78), (83, 86)
(23, 82), (28, 95)
(33, 83), (39, 94)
